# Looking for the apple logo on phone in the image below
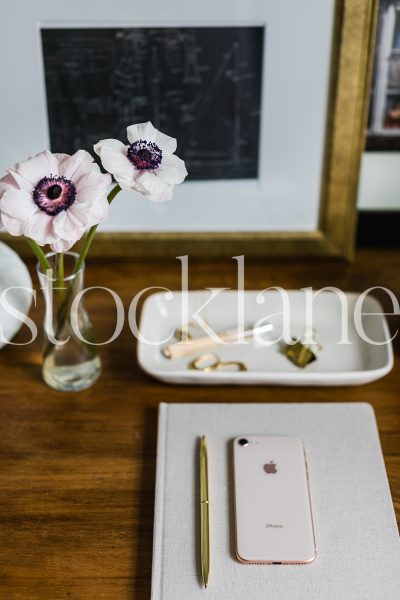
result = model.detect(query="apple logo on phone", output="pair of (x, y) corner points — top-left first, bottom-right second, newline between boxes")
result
(263, 461), (277, 474)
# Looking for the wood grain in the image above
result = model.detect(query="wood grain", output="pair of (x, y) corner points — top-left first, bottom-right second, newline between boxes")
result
(0, 249), (398, 599)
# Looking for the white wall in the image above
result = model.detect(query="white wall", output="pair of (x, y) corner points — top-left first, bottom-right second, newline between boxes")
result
(357, 153), (400, 211)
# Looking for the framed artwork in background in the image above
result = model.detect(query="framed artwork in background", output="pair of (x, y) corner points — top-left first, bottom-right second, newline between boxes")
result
(367, 0), (400, 150)
(41, 27), (264, 183)
(358, 0), (400, 215)
(0, 0), (377, 259)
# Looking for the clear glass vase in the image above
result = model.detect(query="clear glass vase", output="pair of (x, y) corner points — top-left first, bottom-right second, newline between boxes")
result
(37, 252), (101, 391)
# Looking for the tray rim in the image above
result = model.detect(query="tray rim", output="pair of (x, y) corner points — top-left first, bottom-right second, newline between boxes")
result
(137, 289), (394, 386)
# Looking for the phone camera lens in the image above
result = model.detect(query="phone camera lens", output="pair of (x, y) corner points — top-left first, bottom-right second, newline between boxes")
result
(238, 438), (249, 447)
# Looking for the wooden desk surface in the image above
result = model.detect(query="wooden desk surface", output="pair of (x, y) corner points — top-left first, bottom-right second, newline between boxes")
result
(0, 249), (398, 599)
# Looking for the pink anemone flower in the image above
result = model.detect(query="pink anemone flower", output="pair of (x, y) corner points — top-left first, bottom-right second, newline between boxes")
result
(0, 150), (111, 252)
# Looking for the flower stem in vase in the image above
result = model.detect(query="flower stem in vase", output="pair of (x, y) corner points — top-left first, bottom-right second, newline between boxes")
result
(26, 238), (51, 272)
(57, 253), (65, 305)
(38, 252), (100, 391)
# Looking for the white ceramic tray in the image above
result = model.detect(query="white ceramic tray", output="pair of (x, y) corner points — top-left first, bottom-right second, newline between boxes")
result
(137, 290), (393, 386)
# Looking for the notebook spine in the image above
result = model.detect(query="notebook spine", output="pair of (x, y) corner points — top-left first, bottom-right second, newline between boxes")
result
(151, 402), (168, 600)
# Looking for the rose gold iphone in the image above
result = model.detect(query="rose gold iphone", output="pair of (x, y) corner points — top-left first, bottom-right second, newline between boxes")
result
(233, 435), (316, 564)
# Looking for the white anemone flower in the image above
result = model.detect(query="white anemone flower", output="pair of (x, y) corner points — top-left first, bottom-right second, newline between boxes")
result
(94, 122), (187, 202)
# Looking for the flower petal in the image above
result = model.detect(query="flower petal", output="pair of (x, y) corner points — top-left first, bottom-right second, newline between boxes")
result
(155, 131), (177, 154)
(14, 150), (59, 188)
(127, 122), (157, 145)
(94, 138), (127, 156)
(59, 149), (98, 181)
(6, 169), (35, 193)
(54, 153), (71, 163)
(76, 170), (112, 200)
(23, 212), (58, 246)
(157, 154), (188, 185)
(52, 210), (85, 241)
(69, 195), (109, 227)
(0, 186), (38, 219)
(97, 147), (131, 177)
(1, 213), (25, 236)
(94, 144), (138, 190)
(50, 238), (75, 253)
(136, 172), (173, 203)
(0, 173), (18, 195)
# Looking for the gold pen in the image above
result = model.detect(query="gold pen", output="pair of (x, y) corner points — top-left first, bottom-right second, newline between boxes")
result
(200, 435), (210, 589)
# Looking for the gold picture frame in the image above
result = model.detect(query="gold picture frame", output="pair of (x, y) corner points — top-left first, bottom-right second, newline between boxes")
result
(1, 0), (377, 260)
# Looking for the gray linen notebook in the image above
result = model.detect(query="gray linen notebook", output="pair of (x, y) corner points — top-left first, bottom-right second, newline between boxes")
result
(151, 403), (400, 599)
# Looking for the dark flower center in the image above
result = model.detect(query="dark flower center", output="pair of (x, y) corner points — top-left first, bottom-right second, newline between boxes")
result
(33, 175), (76, 216)
(127, 139), (162, 170)
(47, 184), (62, 200)
(137, 148), (152, 162)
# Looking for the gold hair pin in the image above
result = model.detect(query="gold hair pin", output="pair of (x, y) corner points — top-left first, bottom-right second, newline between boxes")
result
(189, 353), (247, 373)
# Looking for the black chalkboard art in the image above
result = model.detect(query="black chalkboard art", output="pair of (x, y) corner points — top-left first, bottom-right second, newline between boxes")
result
(41, 27), (264, 181)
